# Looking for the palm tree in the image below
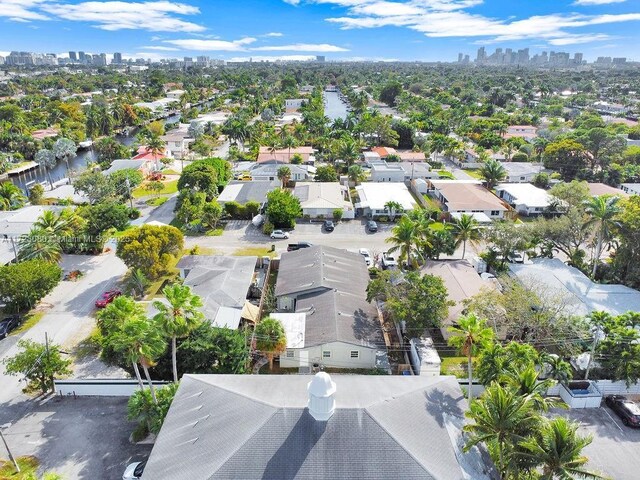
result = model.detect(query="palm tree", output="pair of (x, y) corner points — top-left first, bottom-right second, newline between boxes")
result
(18, 227), (63, 262)
(34, 209), (79, 238)
(347, 164), (366, 185)
(583, 195), (621, 277)
(505, 366), (559, 412)
(109, 315), (166, 403)
(35, 148), (57, 188)
(386, 216), (420, 268)
(0, 182), (26, 211)
(428, 133), (449, 163)
(277, 166), (292, 188)
(337, 138), (360, 166)
(451, 213), (482, 259)
(518, 417), (607, 480)
(254, 317), (287, 370)
(384, 200), (403, 221)
(53, 138), (77, 181)
(146, 136), (166, 164)
(281, 134), (297, 162)
(125, 268), (149, 299)
(479, 158), (507, 190)
(540, 353), (573, 384)
(448, 313), (494, 401)
(153, 284), (204, 383)
(464, 382), (539, 479)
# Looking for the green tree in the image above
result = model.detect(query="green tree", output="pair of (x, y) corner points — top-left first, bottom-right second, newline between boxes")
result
(177, 161), (219, 200)
(447, 313), (494, 401)
(385, 216), (421, 268)
(53, 137), (77, 177)
(451, 213), (481, 259)
(0, 260), (61, 312)
(544, 139), (588, 180)
(18, 228), (63, 262)
(28, 184), (44, 205)
(549, 181), (591, 211)
(266, 189), (302, 228)
(127, 382), (179, 436)
(3, 339), (72, 395)
(583, 195), (621, 277)
(277, 166), (291, 188)
(94, 136), (131, 169)
(153, 283), (204, 383)
(379, 80), (403, 107)
(384, 200), (403, 221)
(593, 311), (640, 387)
(73, 170), (115, 204)
(124, 268), (149, 299)
(347, 164), (366, 185)
(0, 182), (26, 211)
(116, 225), (184, 279)
(254, 317), (287, 370)
(314, 165), (338, 182)
(202, 200), (223, 229)
(35, 148), (57, 188)
(479, 158), (506, 190)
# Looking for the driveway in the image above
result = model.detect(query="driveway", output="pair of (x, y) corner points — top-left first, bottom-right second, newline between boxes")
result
(0, 396), (151, 479)
(554, 406), (640, 480)
(0, 253), (127, 406)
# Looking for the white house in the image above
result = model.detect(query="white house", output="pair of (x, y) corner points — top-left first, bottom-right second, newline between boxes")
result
(165, 89), (185, 100)
(620, 183), (640, 195)
(500, 162), (545, 183)
(285, 98), (306, 110)
(248, 163), (315, 182)
(293, 182), (355, 219)
(428, 180), (508, 221)
(369, 161), (435, 183)
(161, 129), (194, 160)
(495, 183), (552, 216)
(274, 246), (386, 370)
(355, 182), (417, 217)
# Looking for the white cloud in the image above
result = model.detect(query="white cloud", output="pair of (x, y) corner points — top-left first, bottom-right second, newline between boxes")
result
(0, 0), (49, 22)
(139, 46), (180, 51)
(229, 55), (317, 61)
(41, 1), (205, 32)
(252, 43), (349, 52)
(574, 0), (626, 5)
(264, 32), (284, 37)
(165, 37), (257, 51)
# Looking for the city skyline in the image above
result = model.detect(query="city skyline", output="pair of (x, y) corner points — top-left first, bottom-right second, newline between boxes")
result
(0, 1), (639, 62)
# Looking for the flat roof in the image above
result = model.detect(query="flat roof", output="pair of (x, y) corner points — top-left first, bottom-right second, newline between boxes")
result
(587, 183), (629, 197)
(355, 182), (417, 211)
(496, 183), (551, 208)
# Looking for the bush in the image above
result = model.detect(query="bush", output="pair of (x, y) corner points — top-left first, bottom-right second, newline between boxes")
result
(244, 201), (260, 219)
(116, 225), (184, 279)
(333, 209), (343, 221)
(128, 208), (141, 219)
(263, 220), (274, 236)
(127, 382), (179, 435)
(29, 184), (44, 205)
(0, 260), (62, 312)
(224, 201), (242, 218)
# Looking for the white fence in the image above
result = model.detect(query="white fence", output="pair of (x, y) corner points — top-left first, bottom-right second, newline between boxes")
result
(55, 379), (170, 397)
(547, 380), (640, 398)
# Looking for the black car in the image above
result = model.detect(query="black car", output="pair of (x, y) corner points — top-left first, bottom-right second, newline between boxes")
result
(367, 220), (378, 232)
(287, 242), (313, 252)
(605, 395), (640, 427)
(0, 316), (20, 339)
(323, 220), (335, 232)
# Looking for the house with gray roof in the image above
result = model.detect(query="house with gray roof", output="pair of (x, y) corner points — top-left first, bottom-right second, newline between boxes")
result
(172, 255), (261, 329)
(142, 372), (496, 480)
(499, 162), (545, 183)
(274, 246), (385, 369)
(217, 180), (278, 205)
(248, 162), (315, 182)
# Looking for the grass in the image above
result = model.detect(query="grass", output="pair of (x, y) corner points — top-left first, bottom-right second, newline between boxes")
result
(0, 456), (40, 479)
(440, 356), (469, 378)
(429, 221), (446, 231)
(132, 179), (178, 198)
(146, 196), (168, 207)
(233, 247), (277, 258)
(206, 227), (225, 236)
(10, 312), (44, 336)
(435, 170), (455, 179)
(422, 195), (442, 212)
(463, 169), (484, 180)
(110, 226), (135, 239)
(162, 168), (180, 175)
(145, 253), (182, 299)
(182, 246), (218, 256)
(73, 326), (102, 360)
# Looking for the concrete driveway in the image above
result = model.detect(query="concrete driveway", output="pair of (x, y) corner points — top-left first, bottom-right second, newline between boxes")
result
(554, 406), (640, 480)
(0, 253), (127, 407)
(0, 396), (151, 479)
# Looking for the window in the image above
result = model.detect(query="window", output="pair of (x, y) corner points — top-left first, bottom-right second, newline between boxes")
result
(350, 350), (359, 359)
(322, 351), (331, 358)
(286, 350), (294, 358)
(491, 210), (500, 216)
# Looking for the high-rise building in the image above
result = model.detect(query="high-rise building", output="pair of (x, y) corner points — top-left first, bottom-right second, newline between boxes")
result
(69, 51), (77, 61)
(113, 52), (122, 64)
(78, 51), (86, 63)
(316, 55), (326, 62)
(573, 53), (583, 65)
(612, 57), (627, 65)
(476, 47), (486, 63)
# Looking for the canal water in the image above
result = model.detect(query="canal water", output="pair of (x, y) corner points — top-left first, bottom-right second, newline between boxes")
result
(323, 90), (349, 122)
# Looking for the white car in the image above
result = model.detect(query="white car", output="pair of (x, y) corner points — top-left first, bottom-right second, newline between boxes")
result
(381, 252), (398, 269)
(359, 248), (372, 267)
(508, 251), (525, 263)
(270, 229), (290, 239)
(123, 461), (145, 480)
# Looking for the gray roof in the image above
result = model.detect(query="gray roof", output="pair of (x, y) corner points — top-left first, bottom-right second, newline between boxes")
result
(101, 159), (146, 175)
(175, 255), (257, 325)
(217, 180), (278, 204)
(249, 163), (311, 177)
(142, 374), (496, 480)
(0, 205), (69, 237)
(499, 162), (544, 177)
(275, 245), (369, 298)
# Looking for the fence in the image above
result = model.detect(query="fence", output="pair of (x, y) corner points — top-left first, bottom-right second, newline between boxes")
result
(55, 379), (170, 397)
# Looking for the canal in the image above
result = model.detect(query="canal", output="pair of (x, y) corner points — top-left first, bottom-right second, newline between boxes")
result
(323, 90), (350, 122)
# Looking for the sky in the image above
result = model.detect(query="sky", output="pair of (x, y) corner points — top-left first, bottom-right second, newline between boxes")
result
(1, 0), (640, 62)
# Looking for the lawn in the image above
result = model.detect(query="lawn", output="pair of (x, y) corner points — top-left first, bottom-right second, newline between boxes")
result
(440, 356), (470, 378)
(463, 169), (483, 180)
(146, 196), (168, 207)
(429, 221), (446, 231)
(132, 179), (178, 198)
(435, 170), (455, 179)
(11, 312), (44, 336)
(233, 247), (277, 258)
(206, 227), (225, 236)
(0, 456), (41, 479)
(422, 195), (442, 212)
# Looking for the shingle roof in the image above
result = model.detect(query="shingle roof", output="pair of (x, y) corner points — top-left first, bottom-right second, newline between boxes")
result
(293, 182), (352, 210)
(217, 180), (278, 204)
(430, 181), (508, 212)
(142, 374), (496, 480)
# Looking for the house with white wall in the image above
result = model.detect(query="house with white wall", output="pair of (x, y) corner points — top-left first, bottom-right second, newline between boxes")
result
(285, 98), (306, 110)
(500, 162), (545, 183)
(495, 183), (552, 216)
(161, 128), (194, 160)
(620, 183), (640, 195)
(274, 246), (385, 370)
(369, 161), (435, 183)
(355, 182), (417, 217)
(428, 180), (508, 221)
(293, 182), (355, 219)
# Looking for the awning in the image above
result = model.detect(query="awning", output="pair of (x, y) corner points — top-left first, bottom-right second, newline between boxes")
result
(241, 301), (260, 323)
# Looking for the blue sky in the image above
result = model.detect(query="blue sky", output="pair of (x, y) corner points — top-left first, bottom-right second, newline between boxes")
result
(1, 0), (639, 62)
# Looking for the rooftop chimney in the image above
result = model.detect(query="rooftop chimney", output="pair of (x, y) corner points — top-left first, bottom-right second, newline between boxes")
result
(307, 372), (336, 421)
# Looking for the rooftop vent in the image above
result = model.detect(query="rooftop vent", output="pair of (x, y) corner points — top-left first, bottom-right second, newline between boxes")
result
(308, 372), (336, 422)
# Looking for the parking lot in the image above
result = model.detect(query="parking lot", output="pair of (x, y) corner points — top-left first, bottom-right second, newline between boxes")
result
(0, 396), (151, 479)
(554, 406), (640, 480)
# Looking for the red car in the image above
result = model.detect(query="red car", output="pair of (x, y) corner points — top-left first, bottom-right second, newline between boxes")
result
(95, 290), (122, 308)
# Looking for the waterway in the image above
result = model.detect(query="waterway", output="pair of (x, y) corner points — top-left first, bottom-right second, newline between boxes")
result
(323, 90), (350, 122)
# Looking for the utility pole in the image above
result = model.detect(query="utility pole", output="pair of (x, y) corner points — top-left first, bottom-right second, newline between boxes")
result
(125, 178), (133, 209)
(584, 326), (605, 380)
(0, 424), (20, 473)
(45, 332), (53, 394)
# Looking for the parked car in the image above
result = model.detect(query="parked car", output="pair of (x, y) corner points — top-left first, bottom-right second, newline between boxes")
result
(0, 316), (20, 339)
(381, 252), (398, 269)
(323, 220), (335, 232)
(123, 461), (146, 480)
(508, 251), (525, 263)
(367, 220), (378, 232)
(359, 248), (372, 267)
(605, 395), (640, 427)
(270, 230), (290, 239)
(237, 173), (252, 181)
(287, 242), (313, 252)
(95, 289), (122, 308)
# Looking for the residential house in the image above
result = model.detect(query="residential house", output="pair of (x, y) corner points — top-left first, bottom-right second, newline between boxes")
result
(398, 151), (426, 162)
(165, 89), (185, 100)
(160, 129), (194, 160)
(370, 161), (435, 182)
(257, 146), (315, 164)
(101, 159), (152, 176)
(500, 162), (545, 183)
(217, 180), (278, 206)
(428, 180), (508, 221)
(248, 163), (315, 182)
(293, 182), (354, 219)
(285, 98), (305, 110)
(503, 125), (537, 141)
(30, 127), (59, 141)
(449, 148), (484, 168)
(274, 246), (385, 369)
(141, 373), (495, 480)
(170, 255), (263, 329)
(495, 183), (552, 216)
(132, 145), (166, 165)
(355, 182), (417, 217)
(620, 183), (640, 195)
(362, 151), (381, 165)
(371, 146), (397, 159)
(587, 183), (629, 197)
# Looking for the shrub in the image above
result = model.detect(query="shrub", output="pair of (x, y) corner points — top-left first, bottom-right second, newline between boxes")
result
(263, 220), (274, 236)
(0, 260), (62, 312)
(333, 209), (344, 221)
(29, 184), (44, 205)
(128, 208), (141, 219)
(244, 201), (260, 219)
(224, 201), (242, 218)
